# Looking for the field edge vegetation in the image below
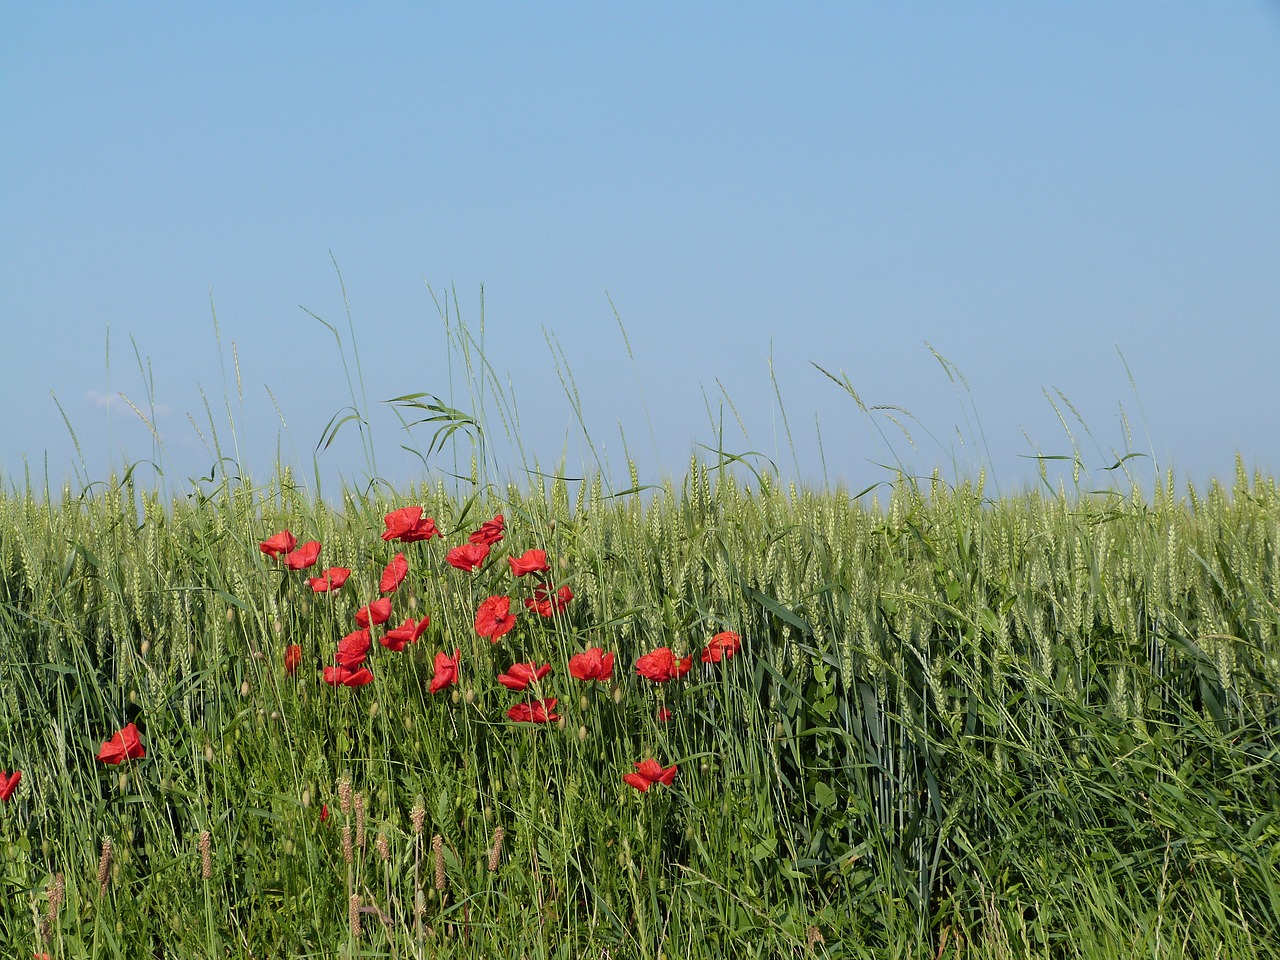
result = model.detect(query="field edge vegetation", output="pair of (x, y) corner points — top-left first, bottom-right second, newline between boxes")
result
(0, 458), (1278, 958)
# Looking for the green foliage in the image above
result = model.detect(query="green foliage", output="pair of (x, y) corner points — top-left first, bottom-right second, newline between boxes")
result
(0, 462), (1278, 957)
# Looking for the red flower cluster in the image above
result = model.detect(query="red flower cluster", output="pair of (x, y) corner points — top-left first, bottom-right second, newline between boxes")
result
(498, 661), (551, 691)
(468, 514), (505, 546)
(379, 553), (408, 594)
(525, 583), (573, 617)
(382, 506), (439, 543)
(635, 647), (692, 683)
(323, 664), (373, 687)
(568, 647), (614, 682)
(623, 758), (678, 792)
(475, 596), (516, 641)
(507, 698), (559, 723)
(259, 529), (296, 558)
(701, 631), (741, 663)
(97, 723), (145, 765)
(355, 598), (392, 628)
(508, 549), (549, 576)
(447, 542), (489, 572)
(429, 649), (460, 694)
(335, 629), (371, 668)
(282, 541), (321, 571)
(260, 505), (743, 811)
(308, 567), (351, 593)
(260, 529), (322, 570)
(0, 770), (20, 801)
(382, 616), (430, 652)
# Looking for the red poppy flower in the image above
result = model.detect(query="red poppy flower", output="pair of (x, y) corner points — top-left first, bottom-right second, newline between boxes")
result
(308, 567), (352, 593)
(635, 647), (692, 683)
(429, 649), (461, 694)
(381, 615), (430, 652)
(335, 629), (371, 668)
(506, 698), (559, 723)
(568, 647), (615, 682)
(446, 542), (490, 572)
(380, 553), (408, 594)
(97, 723), (145, 765)
(283, 644), (303, 675)
(468, 514), (505, 546)
(657, 706), (672, 722)
(497, 661), (552, 691)
(475, 596), (516, 641)
(623, 758), (679, 792)
(355, 598), (393, 628)
(507, 548), (550, 577)
(319, 803), (330, 823)
(701, 631), (742, 664)
(260, 529), (297, 558)
(524, 583), (573, 617)
(381, 506), (439, 543)
(0, 770), (20, 801)
(282, 540), (322, 571)
(323, 665), (374, 687)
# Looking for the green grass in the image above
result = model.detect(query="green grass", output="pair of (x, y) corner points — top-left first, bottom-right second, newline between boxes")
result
(3, 297), (1278, 956)
(1, 458), (1278, 958)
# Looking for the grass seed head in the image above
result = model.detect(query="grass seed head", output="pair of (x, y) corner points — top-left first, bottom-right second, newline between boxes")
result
(97, 838), (113, 897)
(377, 829), (391, 862)
(411, 798), (425, 836)
(433, 834), (445, 892)
(488, 827), (504, 872)
(199, 830), (212, 879)
(349, 893), (361, 938)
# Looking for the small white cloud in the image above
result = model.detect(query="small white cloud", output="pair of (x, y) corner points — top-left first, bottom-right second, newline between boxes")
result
(84, 391), (171, 418)
(85, 390), (126, 410)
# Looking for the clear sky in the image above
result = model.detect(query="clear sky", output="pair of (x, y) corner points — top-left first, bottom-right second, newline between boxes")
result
(2, 3), (1277, 499)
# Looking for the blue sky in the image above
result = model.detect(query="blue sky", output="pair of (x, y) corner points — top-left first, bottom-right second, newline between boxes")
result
(2, 3), (1276, 498)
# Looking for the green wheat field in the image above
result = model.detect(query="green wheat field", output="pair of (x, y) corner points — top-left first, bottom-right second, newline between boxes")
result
(1, 321), (1278, 958)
